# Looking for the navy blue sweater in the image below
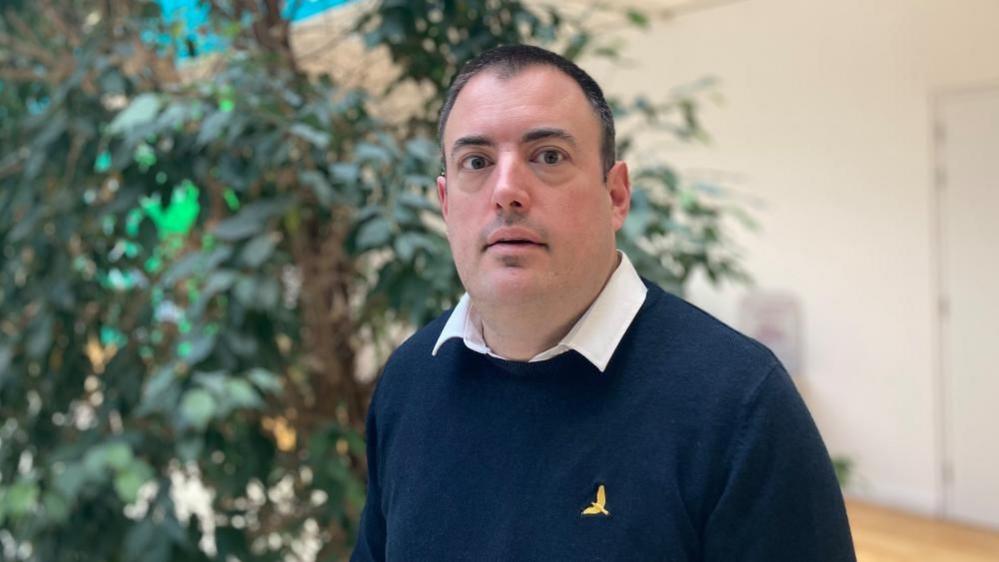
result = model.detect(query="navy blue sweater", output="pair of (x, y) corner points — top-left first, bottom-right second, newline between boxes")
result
(352, 283), (855, 561)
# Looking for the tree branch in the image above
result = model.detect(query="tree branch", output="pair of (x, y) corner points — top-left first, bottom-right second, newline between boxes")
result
(2, 9), (57, 67)
(0, 67), (44, 82)
(63, 133), (85, 189)
(39, 0), (82, 48)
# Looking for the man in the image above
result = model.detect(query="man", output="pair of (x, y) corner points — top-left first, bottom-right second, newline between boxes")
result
(352, 45), (855, 561)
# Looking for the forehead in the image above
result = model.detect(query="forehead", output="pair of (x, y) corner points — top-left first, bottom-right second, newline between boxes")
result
(443, 65), (602, 150)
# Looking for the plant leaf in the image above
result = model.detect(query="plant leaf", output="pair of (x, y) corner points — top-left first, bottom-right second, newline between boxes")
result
(180, 389), (216, 430)
(109, 93), (162, 134)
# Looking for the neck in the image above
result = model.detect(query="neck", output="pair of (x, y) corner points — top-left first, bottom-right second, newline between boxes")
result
(474, 252), (620, 361)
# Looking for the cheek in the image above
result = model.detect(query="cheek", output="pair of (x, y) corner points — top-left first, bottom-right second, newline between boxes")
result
(445, 189), (487, 229)
(550, 193), (610, 242)
(444, 211), (479, 259)
(450, 230), (476, 259)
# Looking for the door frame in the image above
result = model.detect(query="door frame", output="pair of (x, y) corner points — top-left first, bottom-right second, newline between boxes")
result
(930, 80), (999, 522)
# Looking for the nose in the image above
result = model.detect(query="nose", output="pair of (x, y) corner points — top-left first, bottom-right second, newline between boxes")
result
(490, 154), (532, 214)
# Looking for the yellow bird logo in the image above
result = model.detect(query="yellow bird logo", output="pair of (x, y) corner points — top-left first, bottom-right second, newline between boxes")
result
(581, 484), (610, 516)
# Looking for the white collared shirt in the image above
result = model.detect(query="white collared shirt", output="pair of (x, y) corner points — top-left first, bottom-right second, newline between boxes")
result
(431, 251), (648, 372)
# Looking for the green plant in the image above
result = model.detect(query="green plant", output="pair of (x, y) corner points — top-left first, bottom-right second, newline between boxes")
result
(832, 455), (854, 488)
(0, 0), (751, 559)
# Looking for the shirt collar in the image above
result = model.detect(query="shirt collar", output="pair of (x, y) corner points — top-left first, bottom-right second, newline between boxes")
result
(431, 251), (648, 372)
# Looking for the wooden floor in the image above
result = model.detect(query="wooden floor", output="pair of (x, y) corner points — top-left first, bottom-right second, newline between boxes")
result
(847, 500), (999, 562)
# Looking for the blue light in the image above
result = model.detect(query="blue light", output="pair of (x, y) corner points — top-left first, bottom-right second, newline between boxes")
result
(153, 0), (355, 58)
(288, 0), (355, 22)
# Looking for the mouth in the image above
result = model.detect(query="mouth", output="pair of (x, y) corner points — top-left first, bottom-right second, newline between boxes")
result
(486, 239), (544, 249)
(483, 238), (549, 254)
(483, 227), (546, 251)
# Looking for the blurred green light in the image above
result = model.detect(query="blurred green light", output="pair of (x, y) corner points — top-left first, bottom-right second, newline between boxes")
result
(125, 209), (144, 237)
(178, 341), (192, 358)
(100, 326), (127, 348)
(141, 179), (201, 238)
(144, 255), (163, 273)
(94, 151), (112, 173)
(105, 268), (136, 290)
(134, 143), (157, 170)
(223, 188), (239, 210)
(219, 98), (235, 112)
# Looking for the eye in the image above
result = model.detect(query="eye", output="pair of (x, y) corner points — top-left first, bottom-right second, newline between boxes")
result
(533, 149), (565, 166)
(459, 155), (490, 171)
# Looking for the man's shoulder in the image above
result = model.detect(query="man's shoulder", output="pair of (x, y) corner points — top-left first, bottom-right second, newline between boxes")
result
(638, 280), (778, 368)
(371, 308), (455, 403)
(621, 280), (783, 407)
(382, 308), (453, 370)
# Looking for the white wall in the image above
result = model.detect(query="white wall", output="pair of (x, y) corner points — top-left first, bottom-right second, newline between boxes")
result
(589, 0), (999, 514)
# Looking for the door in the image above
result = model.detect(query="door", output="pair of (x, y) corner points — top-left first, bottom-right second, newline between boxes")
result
(938, 86), (999, 529)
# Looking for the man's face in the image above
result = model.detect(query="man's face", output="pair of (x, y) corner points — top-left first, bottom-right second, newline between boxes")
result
(437, 65), (631, 309)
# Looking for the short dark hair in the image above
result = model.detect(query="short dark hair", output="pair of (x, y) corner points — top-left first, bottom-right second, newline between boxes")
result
(437, 44), (616, 177)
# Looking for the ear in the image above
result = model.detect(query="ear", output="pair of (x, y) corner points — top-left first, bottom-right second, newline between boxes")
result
(436, 174), (449, 220)
(606, 161), (631, 231)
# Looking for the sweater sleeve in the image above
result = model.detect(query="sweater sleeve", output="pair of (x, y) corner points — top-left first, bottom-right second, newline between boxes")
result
(350, 399), (386, 562)
(703, 363), (856, 561)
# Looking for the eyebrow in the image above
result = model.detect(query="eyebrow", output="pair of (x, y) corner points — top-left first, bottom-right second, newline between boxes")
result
(450, 135), (493, 161)
(449, 128), (579, 161)
(521, 127), (578, 148)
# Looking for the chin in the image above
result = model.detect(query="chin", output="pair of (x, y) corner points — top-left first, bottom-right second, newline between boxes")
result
(472, 271), (549, 304)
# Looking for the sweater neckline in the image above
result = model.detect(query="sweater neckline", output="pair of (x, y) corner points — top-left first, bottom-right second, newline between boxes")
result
(458, 283), (666, 378)
(477, 347), (595, 378)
